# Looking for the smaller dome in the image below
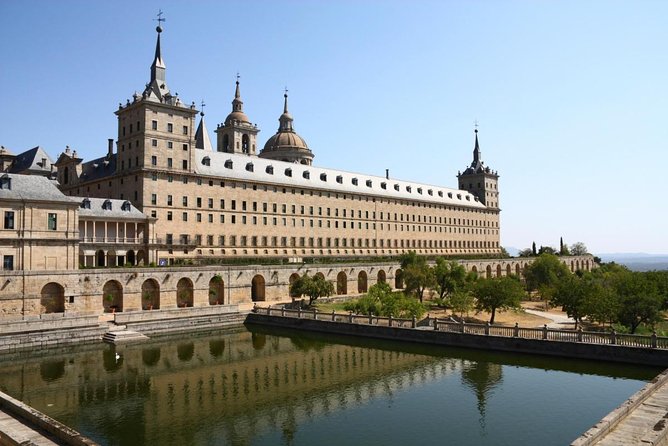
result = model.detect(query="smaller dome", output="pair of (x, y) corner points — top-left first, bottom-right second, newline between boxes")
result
(224, 111), (250, 125)
(263, 132), (309, 152)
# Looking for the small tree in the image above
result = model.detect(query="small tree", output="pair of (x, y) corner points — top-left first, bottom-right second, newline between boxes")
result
(518, 248), (533, 257)
(473, 276), (524, 324)
(449, 289), (475, 319)
(290, 274), (334, 306)
(614, 272), (662, 333)
(400, 251), (435, 302)
(433, 258), (467, 300)
(532, 242), (537, 256)
(570, 242), (588, 256)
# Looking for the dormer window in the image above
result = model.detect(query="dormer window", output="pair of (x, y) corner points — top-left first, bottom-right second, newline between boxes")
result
(352, 178), (358, 186)
(266, 165), (274, 174)
(320, 173), (327, 181)
(202, 156), (211, 166)
(303, 171), (310, 179)
(465, 195), (470, 201)
(245, 162), (254, 172)
(224, 160), (233, 169)
(336, 175), (343, 184)
(438, 191), (443, 197)
(285, 168), (292, 177)
(81, 198), (91, 209)
(427, 189), (433, 196)
(102, 199), (113, 211)
(380, 182), (387, 189)
(366, 180), (372, 187)
(406, 186), (412, 193)
(394, 184), (400, 191)
(448, 192), (453, 198)
(417, 187), (422, 194)
(0, 175), (11, 190)
(456, 194), (462, 200)
(121, 200), (132, 211)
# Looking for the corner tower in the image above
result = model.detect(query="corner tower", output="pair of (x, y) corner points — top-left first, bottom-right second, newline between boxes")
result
(457, 128), (499, 209)
(215, 77), (260, 155)
(259, 92), (314, 165)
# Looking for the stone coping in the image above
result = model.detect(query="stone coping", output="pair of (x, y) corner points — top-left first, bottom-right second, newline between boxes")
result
(0, 389), (97, 446)
(113, 304), (239, 324)
(0, 315), (100, 335)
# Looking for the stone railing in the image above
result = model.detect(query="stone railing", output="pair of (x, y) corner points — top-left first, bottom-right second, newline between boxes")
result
(255, 305), (668, 350)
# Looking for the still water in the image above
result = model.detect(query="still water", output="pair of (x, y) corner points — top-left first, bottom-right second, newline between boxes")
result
(0, 324), (661, 446)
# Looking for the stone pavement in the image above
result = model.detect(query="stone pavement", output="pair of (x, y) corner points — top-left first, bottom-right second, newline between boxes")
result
(0, 406), (61, 445)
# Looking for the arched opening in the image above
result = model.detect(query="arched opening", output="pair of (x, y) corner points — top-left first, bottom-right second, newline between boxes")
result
(252, 333), (267, 350)
(358, 271), (368, 294)
(177, 277), (194, 308)
(515, 264), (521, 276)
(472, 265), (478, 273)
(314, 272), (325, 281)
(136, 250), (146, 266)
(486, 265), (492, 279)
(96, 249), (105, 267)
(506, 265), (512, 276)
(126, 250), (136, 266)
(222, 134), (230, 152)
(585, 260), (590, 271)
(242, 134), (250, 154)
(251, 275), (265, 302)
(496, 265), (502, 277)
(106, 249), (117, 267)
(141, 279), (160, 310)
(209, 275), (224, 305)
(142, 348), (161, 367)
(576, 260), (581, 271)
(41, 282), (65, 313)
(289, 273), (300, 298)
(395, 269), (404, 289)
(571, 260), (575, 272)
(40, 360), (65, 382)
(209, 340), (225, 358)
(63, 166), (69, 185)
(177, 343), (194, 362)
(102, 280), (123, 313)
(377, 270), (386, 284)
(337, 271), (347, 295)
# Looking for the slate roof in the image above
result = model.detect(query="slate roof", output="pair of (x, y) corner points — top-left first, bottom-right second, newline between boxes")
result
(77, 197), (147, 220)
(9, 147), (54, 175)
(0, 174), (77, 204)
(79, 154), (117, 182)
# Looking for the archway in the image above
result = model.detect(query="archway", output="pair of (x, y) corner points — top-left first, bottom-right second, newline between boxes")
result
(289, 273), (300, 298)
(102, 280), (123, 313)
(126, 250), (136, 266)
(486, 265), (492, 279)
(377, 270), (386, 284)
(96, 250), (105, 267)
(515, 264), (521, 276)
(506, 265), (511, 277)
(177, 343), (194, 362)
(209, 275), (224, 305)
(471, 265), (478, 273)
(337, 271), (347, 295)
(106, 249), (117, 267)
(576, 260), (581, 271)
(40, 360), (65, 382)
(395, 269), (404, 289)
(251, 275), (265, 301)
(571, 260), (575, 272)
(136, 250), (146, 266)
(41, 282), (65, 313)
(314, 272), (325, 281)
(496, 265), (502, 277)
(177, 277), (194, 307)
(141, 279), (160, 310)
(358, 271), (368, 294)
(142, 348), (161, 367)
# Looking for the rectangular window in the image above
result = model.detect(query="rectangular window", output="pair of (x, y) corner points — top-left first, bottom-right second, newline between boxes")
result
(197, 197), (202, 208)
(183, 144), (188, 151)
(151, 194), (157, 205)
(182, 196), (188, 206)
(3, 255), (13, 271)
(167, 123), (173, 133)
(151, 139), (157, 147)
(47, 213), (57, 230)
(183, 125), (188, 135)
(4, 211), (14, 229)
(208, 198), (213, 208)
(167, 158), (173, 168)
(182, 160), (188, 169)
(152, 120), (158, 130)
(151, 156), (157, 166)
(196, 213), (202, 222)
(182, 212), (188, 221)
(167, 211), (173, 221)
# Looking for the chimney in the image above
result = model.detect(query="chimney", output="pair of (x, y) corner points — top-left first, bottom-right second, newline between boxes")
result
(107, 139), (114, 158)
(385, 169), (389, 180)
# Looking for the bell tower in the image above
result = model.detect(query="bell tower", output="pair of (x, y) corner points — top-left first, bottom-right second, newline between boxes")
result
(215, 76), (260, 155)
(457, 128), (500, 209)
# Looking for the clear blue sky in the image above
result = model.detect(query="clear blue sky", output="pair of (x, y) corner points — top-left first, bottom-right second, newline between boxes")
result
(2, 1), (667, 255)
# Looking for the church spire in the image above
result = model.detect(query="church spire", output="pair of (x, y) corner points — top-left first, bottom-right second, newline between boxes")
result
(150, 12), (166, 84)
(472, 128), (481, 167)
(278, 89), (294, 132)
(232, 73), (243, 112)
(195, 106), (213, 152)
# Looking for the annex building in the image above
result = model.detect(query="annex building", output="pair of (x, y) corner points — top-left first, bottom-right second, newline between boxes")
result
(50, 24), (501, 266)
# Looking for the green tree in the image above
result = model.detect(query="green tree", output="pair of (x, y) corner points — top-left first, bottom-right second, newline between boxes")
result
(518, 248), (533, 257)
(525, 253), (571, 293)
(551, 275), (602, 329)
(538, 245), (556, 255)
(614, 272), (662, 333)
(433, 258), (467, 300)
(449, 289), (475, 319)
(559, 237), (570, 256)
(532, 242), (537, 256)
(570, 242), (588, 256)
(290, 274), (335, 306)
(400, 251), (435, 302)
(473, 276), (524, 324)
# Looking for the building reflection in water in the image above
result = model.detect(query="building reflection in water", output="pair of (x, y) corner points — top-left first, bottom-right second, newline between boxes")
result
(460, 360), (503, 431)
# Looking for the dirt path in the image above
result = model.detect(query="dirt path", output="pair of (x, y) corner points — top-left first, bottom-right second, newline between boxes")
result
(522, 307), (575, 329)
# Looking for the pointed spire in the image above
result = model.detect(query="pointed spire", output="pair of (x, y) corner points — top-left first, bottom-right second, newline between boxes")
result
(195, 114), (213, 151)
(278, 89), (294, 132)
(150, 21), (166, 83)
(473, 128), (481, 166)
(283, 90), (289, 113)
(232, 74), (243, 112)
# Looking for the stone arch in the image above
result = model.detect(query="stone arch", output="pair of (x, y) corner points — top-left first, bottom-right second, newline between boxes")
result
(576, 260), (581, 271)
(106, 249), (117, 267)
(337, 271), (348, 295)
(289, 273), (301, 298)
(177, 343), (194, 362)
(486, 265), (492, 279)
(209, 340), (225, 358)
(471, 265), (478, 273)
(141, 279), (160, 310)
(395, 269), (404, 289)
(358, 271), (368, 293)
(136, 250), (146, 266)
(314, 272), (325, 281)
(377, 270), (386, 284)
(176, 277), (194, 307)
(126, 250), (136, 266)
(506, 264), (512, 276)
(515, 264), (521, 276)
(102, 280), (123, 313)
(585, 260), (590, 271)
(41, 282), (65, 314)
(96, 249), (105, 267)
(251, 275), (265, 302)
(571, 260), (575, 272)
(242, 134), (250, 154)
(209, 275), (224, 305)
(40, 359), (65, 382)
(496, 265), (502, 277)
(142, 348), (161, 367)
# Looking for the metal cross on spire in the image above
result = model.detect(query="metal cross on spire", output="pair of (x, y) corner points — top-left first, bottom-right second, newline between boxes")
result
(200, 100), (206, 116)
(474, 119), (479, 132)
(236, 72), (240, 82)
(154, 10), (166, 31)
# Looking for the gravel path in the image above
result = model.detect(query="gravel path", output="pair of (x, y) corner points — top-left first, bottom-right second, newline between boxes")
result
(523, 308), (575, 329)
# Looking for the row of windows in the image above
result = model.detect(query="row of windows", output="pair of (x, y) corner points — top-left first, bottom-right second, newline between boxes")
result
(149, 156), (188, 170)
(3, 211), (57, 231)
(165, 233), (499, 250)
(122, 121), (188, 136)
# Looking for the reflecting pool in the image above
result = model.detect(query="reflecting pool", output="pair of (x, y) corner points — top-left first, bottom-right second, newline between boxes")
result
(0, 324), (661, 446)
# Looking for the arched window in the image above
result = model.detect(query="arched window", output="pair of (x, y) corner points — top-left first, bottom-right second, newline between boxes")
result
(222, 134), (230, 152)
(242, 134), (250, 153)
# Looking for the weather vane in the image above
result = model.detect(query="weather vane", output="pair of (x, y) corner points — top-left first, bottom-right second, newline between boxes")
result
(154, 10), (166, 29)
(284, 86), (288, 96)
(200, 100), (206, 116)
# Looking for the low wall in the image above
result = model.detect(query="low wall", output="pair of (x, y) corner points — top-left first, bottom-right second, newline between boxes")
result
(0, 390), (96, 446)
(246, 313), (668, 367)
(0, 314), (100, 335)
(116, 305), (246, 335)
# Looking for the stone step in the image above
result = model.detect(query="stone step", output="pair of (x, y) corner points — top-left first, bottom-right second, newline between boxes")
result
(102, 329), (149, 345)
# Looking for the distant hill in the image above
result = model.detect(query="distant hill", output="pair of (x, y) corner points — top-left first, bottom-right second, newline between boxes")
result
(505, 247), (520, 257)
(598, 253), (668, 272)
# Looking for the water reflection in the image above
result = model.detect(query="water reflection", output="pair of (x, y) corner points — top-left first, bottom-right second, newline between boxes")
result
(0, 326), (659, 446)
